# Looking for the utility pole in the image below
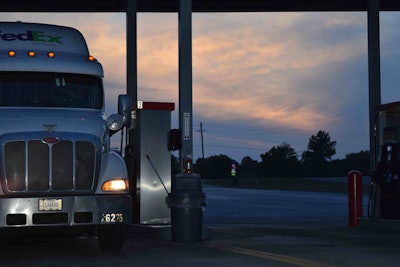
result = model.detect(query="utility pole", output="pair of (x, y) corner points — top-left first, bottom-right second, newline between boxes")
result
(198, 122), (205, 158)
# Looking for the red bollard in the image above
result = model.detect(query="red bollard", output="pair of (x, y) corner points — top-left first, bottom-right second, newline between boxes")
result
(348, 170), (363, 227)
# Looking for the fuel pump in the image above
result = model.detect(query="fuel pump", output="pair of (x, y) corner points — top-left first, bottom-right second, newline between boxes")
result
(370, 101), (400, 219)
(375, 143), (400, 186)
(374, 142), (400, 219)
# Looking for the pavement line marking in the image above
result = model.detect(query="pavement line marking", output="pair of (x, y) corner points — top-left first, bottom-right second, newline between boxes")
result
(205, 244), (336, 267)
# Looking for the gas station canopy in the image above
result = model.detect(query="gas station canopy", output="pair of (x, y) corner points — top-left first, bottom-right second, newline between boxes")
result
(0, 0), (399, 12)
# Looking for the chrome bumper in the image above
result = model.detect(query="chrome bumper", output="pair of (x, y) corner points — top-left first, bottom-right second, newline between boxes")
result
(0, 195), (132, 227)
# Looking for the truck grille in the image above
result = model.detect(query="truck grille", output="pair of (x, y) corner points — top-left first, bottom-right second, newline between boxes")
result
(1, 133), (100, 194)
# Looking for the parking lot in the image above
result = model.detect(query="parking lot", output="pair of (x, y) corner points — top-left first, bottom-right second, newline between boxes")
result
(1, 184), (400, 266)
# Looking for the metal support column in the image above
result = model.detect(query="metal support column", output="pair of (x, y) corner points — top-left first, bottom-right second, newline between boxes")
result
(368, 0), (381, 171)
(178, 0), (193, 171)
(126, 0), (138, 223)
(127, 0), (137, 126)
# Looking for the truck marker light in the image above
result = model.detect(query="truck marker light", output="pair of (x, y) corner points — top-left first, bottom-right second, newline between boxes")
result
(88, 55), (95, 61)
(47, 52), (55, 58)
(102, 179), (128, 192)
(28, 51), (35, 57)
(8, 50), (15, 57)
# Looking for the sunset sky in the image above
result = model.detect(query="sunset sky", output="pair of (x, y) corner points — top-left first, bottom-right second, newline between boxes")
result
(2, 11), (400, 162)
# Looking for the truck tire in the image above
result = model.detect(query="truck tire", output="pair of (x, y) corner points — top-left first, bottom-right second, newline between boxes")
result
(97, 224), (126, 251)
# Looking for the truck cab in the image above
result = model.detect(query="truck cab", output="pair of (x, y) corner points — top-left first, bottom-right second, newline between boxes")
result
(0, 22), (132, 251)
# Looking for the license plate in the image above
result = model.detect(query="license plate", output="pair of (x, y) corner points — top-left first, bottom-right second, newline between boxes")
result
(38, 199), (62, 211)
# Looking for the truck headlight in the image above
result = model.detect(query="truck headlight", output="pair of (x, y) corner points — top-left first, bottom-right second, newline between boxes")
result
(102, 179), (129, 192)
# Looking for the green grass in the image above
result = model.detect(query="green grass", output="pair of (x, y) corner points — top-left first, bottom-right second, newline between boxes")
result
(204, 177), (371, 194)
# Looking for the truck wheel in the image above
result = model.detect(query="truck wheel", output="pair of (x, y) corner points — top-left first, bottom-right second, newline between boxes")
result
(97, 224), (126, 251)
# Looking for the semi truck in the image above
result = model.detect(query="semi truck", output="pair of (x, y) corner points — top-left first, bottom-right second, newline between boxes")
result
(0, 21), (132, 251)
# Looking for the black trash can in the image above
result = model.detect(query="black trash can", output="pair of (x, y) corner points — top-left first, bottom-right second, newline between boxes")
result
(167, 173), (206, 242)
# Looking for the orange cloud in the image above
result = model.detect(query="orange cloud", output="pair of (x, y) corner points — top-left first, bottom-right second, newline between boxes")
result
(0, 12), (366, 133)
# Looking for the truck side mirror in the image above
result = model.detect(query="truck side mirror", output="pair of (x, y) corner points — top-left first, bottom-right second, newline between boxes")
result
(118, 94), (132, 128)
(106, 114), (125, 136)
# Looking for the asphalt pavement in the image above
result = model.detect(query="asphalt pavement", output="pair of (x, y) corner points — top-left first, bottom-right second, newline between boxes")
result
(1, 184), (400, 267)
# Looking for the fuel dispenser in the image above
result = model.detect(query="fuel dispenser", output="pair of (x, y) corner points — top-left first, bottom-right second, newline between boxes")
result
(130, 101), (175, 224)
(375, 142), (400, 218)
(126, 101), (207, 241)
(370, 101), (400, 219)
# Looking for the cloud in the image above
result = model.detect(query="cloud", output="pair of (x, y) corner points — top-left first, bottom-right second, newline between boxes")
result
(191, 12), (367, 131)
(132, 12), (370, 159)
(135, 14), (179, 103)
(380, 12), (400, 103)
(0, 12), (374, 160)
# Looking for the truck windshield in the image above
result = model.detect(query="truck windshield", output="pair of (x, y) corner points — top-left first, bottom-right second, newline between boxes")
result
(0, 72), (103, 109)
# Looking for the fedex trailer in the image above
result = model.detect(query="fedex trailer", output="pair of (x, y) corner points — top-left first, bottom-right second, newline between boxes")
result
(0, 21), (132, 251)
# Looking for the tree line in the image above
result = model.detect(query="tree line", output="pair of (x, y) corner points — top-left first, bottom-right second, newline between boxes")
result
(172, 130), (370, 178)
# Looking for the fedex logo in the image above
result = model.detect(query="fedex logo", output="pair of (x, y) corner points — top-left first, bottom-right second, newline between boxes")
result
(0, 30), (63, 44)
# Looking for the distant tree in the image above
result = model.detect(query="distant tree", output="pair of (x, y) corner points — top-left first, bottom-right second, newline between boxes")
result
(193, 157), (210, 178)
(194, 154), (238, 179)
(240, 156), (259, 178)
(329, 150), (370, 176)
(260, 142), (299, 177)
(344, 150), (370, 173)
(301, 130), (336, 176)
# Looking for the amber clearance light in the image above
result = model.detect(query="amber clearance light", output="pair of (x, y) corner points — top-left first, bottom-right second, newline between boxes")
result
(8, 50), (16, 57)
(102, 179), (128, 192)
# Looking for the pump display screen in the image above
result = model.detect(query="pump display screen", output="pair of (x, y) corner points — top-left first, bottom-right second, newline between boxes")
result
(0, 72), (103, 109)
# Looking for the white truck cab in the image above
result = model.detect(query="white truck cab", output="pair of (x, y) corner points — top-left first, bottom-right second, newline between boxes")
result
(0, 21), (132, 251)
